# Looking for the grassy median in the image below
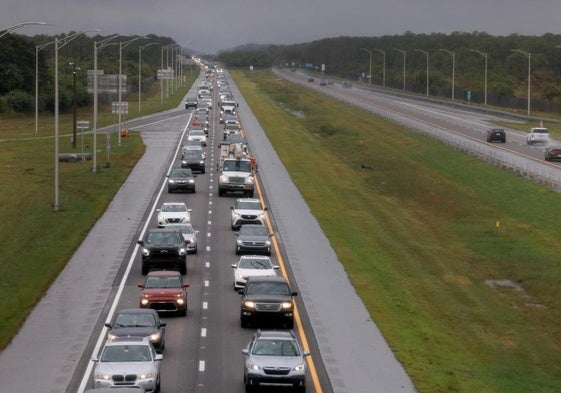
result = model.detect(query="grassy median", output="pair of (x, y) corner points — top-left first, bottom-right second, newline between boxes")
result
(0, 74), (197, 350)
(231, 69), (561, 393)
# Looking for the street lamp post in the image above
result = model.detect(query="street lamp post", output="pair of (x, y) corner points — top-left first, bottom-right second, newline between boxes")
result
(415, 49), (429, 96)
(511, 49), (531, 115)
(360, 48), (372, 85)
(440, 49), (455, 100)
(0, 21), (47, 38)
(70, 61), (80, 148)
(139, 43), (158, 112)
(373, 49), (386, 88)
(35, 41), (55, 136)
(393, 48), (406, 92)
(469, 50), (488, 105)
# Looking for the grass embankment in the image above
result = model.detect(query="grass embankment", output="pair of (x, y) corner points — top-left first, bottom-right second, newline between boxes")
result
(231, 69), (561, 393)
(0, 73), (197, 350)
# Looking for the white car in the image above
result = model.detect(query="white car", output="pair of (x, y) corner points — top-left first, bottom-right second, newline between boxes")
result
(231, 255), (279, 289)
(157, 202), (191, 227)
(231, 198), (267, 230)
(164, 223), (198, 253)
(188, 129), (207, 146)
(92, 337), (162, 392)
(526, 127), (550, 145)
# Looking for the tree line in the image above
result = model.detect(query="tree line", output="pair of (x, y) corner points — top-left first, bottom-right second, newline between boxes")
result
(0, 33), (178, 114)
(217, 31), (561, 112)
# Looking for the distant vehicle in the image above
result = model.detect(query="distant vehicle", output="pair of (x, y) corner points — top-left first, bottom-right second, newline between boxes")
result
(290, 68), (296, 72)
(138, 228), (187, 275)
(342, 81), (352, 88)
(526, 127), (549, 145)
(307, 78), (314, 82)
(242, 330), (310, 393)
(92, 337), (162, 392)
(184, 96), (197, 109)
(138, 271), (190, 315)
(319, 79), (328, 86)
(167, 168), (196, 193)
(181, 150), (206, 174)
(486, 128), (506, 143)
(231, 255), (278, 290)
(105, 308), (166, 353)
(157, 202), (191, 227)
(544, 145), (561, 161)
(187, 129), (207, 146)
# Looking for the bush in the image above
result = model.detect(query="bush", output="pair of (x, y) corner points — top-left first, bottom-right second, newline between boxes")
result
(4, 90), (34, 113)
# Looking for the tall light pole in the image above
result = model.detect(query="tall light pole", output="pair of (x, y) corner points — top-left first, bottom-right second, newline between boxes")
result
(511, 49), (531, 115)
(373, 48), (385, 88)
(165, 43), (175, 99)
(393, 48), (406, 92)
(360, 48), (372, 85)
(469, 49), (488, 105)
(415, 49), (429, 96)
(139, 42), (158, 112)
(93, 34), (120, 173)
(0, 21), (47, 38)
(35, 41), (55, 136)
(440, 49), (455, 100)
(70, 61), (80, 148)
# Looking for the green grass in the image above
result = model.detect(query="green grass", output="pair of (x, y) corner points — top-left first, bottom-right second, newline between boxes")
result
(231, 69), (561, 393)
(0, 74), (197, 349)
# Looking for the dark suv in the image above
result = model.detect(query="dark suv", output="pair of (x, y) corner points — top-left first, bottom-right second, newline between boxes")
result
(239, 276), (297, 328)
(138, 228), (187, 275)
(486, 128), (506, 143)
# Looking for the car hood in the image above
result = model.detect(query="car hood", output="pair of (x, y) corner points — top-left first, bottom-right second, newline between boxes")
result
(234, 209), (263, 216)
(109, 327), (159, 338)
(249, 355), (303, 369)
(244, 294), (292, 302)
(236, 268), (275, 277)
(158, 212), (189, 220)
(141, 288), (185, 297)
(95, 360), (158, 375)
(239, 235), (269, 242)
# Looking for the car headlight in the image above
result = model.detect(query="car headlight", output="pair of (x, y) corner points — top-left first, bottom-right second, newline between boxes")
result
(141, 298), (149, 306)
(139, 371), (155, 380)
(281, 301), (293, 310)
(293, 363), (306, 372)
(142, 248), (150, 256)
(219, 175), (228, 182)
(95, 372), (111, 380)
(237, 239), (243, 245)
(176, 298), (185, 305)
(150, 332), (161, 342)
(199, 161), (204, 165)
(179, 248), (186, 255)
(189, 179), (195, 183)
(247, 361), (261, 371)
(265, 240), (271, 246)
(243, 300), (256, 309)
(168, 179), (175, 184)
(245, 176), (254, 184)
(107, 332), (118, 340)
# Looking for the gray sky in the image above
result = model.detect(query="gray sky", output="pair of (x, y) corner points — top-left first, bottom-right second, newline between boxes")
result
(2, 0), (561, 54)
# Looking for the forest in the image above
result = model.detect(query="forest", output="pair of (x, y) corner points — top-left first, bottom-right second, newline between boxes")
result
(217, 32), (561, 113)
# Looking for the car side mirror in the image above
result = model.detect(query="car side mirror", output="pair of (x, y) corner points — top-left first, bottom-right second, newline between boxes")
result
(155, 354), (164, 361)
(291, 291), (298, 297)
(273, 266), (279, 270)
(104, 322), (112, 328)
(137, 283), (145, 288)
(159, 322), (167, 328)
(303, 351), (311, 357)
(184, 283), (190, 288)
(238, 288), (245, 294)
(231, 264), (237, 268)
(137, 240), (144, 246)
(242, 349), (249, 356)
(91, 356), (99, 362)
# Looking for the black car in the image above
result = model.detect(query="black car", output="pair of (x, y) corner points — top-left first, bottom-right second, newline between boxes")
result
(105, 308), (167, 353)
(235, 224), (272, 255)
(486, 128), (506, 143)
(184, 96), (198, 109)
(239, 276), (298, 328)
(167, 168), (196, 193)
(181, 150), (206, 173)
(138, 228), (187, 274)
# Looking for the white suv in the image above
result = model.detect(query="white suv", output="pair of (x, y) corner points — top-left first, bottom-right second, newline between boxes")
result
(231, 198), (267, 230)
(157, 202), (191, 227)
(527, 127), (549, 145)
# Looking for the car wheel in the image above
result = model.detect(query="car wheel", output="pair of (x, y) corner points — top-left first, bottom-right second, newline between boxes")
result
(179, 308), (187, 317)
(245, 383), (255, 393)
(179, 261), (187, 275)
(219, 189), (225, 196)
(247, 190), (254, 198)
(201, 168), (206, 174)
(241, 316), (249, 328)
(155, 375), (161, 393)
(141, 263), (149, 275)
(167, 187), (173, 193)
(286, 319), (294, 329)
(193, 246), (198, 254)
(192, 187), (196, 193)
(295, 385), (306, 393)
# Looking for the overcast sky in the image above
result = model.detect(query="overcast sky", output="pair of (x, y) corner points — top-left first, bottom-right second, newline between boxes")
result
(2, 0), (561, 54)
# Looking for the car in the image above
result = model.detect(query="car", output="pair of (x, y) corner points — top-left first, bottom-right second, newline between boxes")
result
(239, 276), (298, 328)
(184, 96), (198, 109)
(242, 330), (310, 393)
(157, 202), (191, 227)
(138, 271), (190, 315)
(319, 79), (328, 86)
(235, 224), (272, 255)
(486, 128), (506, 143)
(138, 228), (187, 274)
(181, 141), (206, 160)
(167, 168), (196, 193)
(191, 119), (209, 135)
(199, 97), (213, 109)
(105, 308), (166, 353)
(307, 78), (314, 82)
(223, 122), (241, 140)
(92, 337), (162, 392)
(195, 107), (209, 117)
(187, 129), (207, 146)
(544, 145), (561, 161)
(526, 127), (549, 145)
(164, 223), (198, 253)
(231, 198), (267, 230)
(342, 80), (352, 88)
(181, 149), (206, 173)
(231, 255), (279, 289)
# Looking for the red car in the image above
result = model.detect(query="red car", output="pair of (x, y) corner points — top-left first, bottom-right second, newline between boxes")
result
(138, 271), (190, 316)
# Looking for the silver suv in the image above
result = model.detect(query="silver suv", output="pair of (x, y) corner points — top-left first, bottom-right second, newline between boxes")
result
(231, 198), (267, 230)
(527, 127), (549, 145)
(92, 337), (162, 392)
(242, 330), (310, 393)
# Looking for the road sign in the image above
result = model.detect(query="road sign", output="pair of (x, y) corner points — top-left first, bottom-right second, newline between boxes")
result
(157, 69), (174, 80)
(111, 102), (128, 115)
(76, 120), (90, 129)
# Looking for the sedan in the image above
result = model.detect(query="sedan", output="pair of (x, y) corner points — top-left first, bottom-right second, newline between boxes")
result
(105, 308), (166, 353)
(167, 168), (196, 193)
(138, 271), (190, 316)
(92, 337), (162, 392)
(545, 146), (561, 161)
(157, 202), (191, 227)
(486, 128), (506, 143)
(164, 223), (198, 253)
(188, 129), (207, 147)
(231, 255), (279, 289)
(235, 224), (273, 255)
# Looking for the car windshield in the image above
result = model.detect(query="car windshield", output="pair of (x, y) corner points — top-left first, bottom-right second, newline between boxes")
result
(145, 275), (182, 289)
(225, 124), (239, 130)
(246, 282), (289, 295)
(146, 232), (182, 245)
(162, 204), (187, 212)
(252, 339), (299, 356)
(170, 170), (192, 178)
(238, 258), (272, 270)
(223, 160), (251, 172)
(114, 313), (156, 328)
(101, 345), (152, 362)
(236, 201), (262, 210)
(190, 130), (204, 136)
(240, 226), (268, 236)
(174, 224), (194, 234)
(184, 152), (202, 159)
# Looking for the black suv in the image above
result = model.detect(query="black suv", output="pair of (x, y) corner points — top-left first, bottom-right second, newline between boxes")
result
(105, 308), (166, 353)
(486, 128), (506, 143)
(239, 276), (297, 328)
(181, 149), (206, 173)
(138, 228), (187, 275)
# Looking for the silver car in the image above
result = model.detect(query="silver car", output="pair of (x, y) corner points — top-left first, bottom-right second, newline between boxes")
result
(231, 198), (267, 230)
(164, 223), (199, 253)
(93, 337), (162, 392)
(242, 330), (310, 393)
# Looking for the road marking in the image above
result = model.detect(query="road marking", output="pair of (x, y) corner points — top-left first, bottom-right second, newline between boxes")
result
(205, 261), (210, 268)
(207, 232), (211, 238)
(204, 280), (209, 287)
(203, 301), (208, 309)
(199, 360), (205, 372)
(201, 328), (207, 337)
